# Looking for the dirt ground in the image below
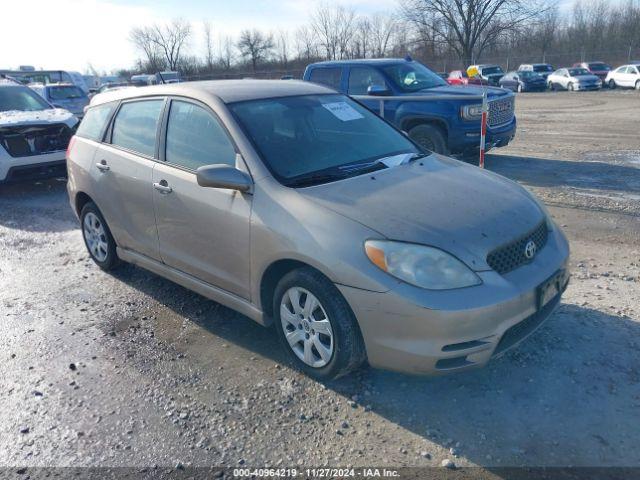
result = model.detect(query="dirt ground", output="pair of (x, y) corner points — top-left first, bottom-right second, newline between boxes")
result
(1, 89), (639, 473)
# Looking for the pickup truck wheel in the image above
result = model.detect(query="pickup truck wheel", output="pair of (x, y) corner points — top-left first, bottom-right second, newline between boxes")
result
(80, 202), (120, 271)
(408, 124), (448, 155)
(273, 267), (366, 380)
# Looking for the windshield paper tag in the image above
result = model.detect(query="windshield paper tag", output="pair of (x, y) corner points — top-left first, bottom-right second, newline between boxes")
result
(322, 102), (364, 121)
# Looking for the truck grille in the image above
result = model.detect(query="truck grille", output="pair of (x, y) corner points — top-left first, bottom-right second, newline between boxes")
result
(487, 221), (548, 274)
(0, 123), (73, 158)
(488, 97), (515, 127)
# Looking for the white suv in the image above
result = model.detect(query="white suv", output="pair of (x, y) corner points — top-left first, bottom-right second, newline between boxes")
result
(0, 77), (78, 184)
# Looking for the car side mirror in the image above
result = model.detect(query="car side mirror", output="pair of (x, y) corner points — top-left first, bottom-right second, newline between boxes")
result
(367, 85), (391, 96)
(196, 164), (252, 193)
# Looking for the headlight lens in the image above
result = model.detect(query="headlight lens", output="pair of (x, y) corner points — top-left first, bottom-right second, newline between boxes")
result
(461, 103), (483, 120)
(364, 240), (482, 290)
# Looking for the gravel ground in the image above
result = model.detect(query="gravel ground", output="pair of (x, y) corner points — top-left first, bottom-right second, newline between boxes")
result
(0, 90), (638, 472)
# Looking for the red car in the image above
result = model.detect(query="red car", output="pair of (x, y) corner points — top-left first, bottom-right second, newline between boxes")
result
(573, 62), (612, 84)
(447, 70), (483, 86)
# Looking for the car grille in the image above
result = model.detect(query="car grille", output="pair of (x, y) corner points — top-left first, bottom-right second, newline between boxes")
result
(486, 221), (548, 274)
(0, 123), (73, 158)
(488, 97), (515, 127)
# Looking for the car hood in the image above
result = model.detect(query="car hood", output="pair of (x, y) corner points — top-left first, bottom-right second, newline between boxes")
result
(0, 108), (77, 128)
(298, 154), (544, 271)
(415, 84), (509, 100)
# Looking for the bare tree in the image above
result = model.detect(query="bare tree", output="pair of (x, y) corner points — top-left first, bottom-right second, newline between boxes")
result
(129, 26), (165, 72)
(310, 3), (357, 60)
(353, 17), (373, 58)
(294, 26), (319, 62)
(401, 0), (551, 64)
(203, 21), (215, 70)
(218, 35), (235, 71)
(276, 30), (290, 68)
(370, 13), (397, 57)
(236, 29), (275, 72)
(130, 19), (192, 71)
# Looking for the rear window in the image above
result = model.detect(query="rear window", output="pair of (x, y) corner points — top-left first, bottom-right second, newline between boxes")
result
(49, 86), (86, 100)
(111, 100), (164, 157)
(308, 68), (342, 90)
(76, 102), (116, 141)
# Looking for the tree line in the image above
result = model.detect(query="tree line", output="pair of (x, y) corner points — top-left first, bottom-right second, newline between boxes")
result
(124, 0), (640, 79)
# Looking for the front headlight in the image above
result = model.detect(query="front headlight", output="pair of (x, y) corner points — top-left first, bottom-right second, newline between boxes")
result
(461, 104), (483, 121)
(364, 240), (482, 290)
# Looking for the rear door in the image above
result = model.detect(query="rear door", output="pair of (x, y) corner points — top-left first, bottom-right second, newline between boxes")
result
(93, 97), (165, 261)
(152, 98), (252, 299)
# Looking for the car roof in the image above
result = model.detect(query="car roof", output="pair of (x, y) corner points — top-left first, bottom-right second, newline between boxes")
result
(308, 58), (411, 67)
(89, 79), (335, 107)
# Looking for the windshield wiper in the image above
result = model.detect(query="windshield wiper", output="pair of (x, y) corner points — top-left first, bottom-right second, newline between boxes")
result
(285, 172), (352, 188)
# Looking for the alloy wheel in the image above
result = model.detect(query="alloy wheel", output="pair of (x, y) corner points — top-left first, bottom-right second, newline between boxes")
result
(83, 212), (109, 262)
(280, 287), (334, 368)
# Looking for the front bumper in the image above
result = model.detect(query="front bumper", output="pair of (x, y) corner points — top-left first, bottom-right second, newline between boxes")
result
(450, 117), (517, 155)
(575, 83), (601, 91)
(0, 147), (67, 184)
(338, 226), (570, 375)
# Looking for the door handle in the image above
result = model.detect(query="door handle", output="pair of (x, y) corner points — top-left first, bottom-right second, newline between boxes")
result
(96, 161), (110, 172)
(153, 181), (172, 194)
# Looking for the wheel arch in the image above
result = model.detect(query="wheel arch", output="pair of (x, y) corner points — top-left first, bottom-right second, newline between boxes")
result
(74, 191), (95, 217)
(401, 116), (449, 138)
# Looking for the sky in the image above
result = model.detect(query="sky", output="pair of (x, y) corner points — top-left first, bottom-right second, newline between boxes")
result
(1, 0), (398, 74)
(3, 0), (578, 74)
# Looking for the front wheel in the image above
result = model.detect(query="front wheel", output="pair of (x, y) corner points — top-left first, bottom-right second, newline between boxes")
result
(517, 83), (523, 93)
(273, 268), (366, 379)
(568, 82), (575, 91)
(609, 79), (616, 89)
(408, 123), (448, 155)
(80, 202), (119, 271)
(636, 81), (640, 91)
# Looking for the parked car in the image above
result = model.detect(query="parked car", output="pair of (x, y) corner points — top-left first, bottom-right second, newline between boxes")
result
(517, 63), (555, 80)
(9, 70), (90, 94)
(30, 83), (90, 118)
(573, 62), (611, 84)
(547, 68), (602, 91)
(605, 64), (640, 89)
(130, 74), (158, 87)
(156, 71), (181, 84)
(303, 59), (516, 157)
(66, 80), (569, 378)
(466, 64), (505, 86)
(0, 76), (77, 184)
(499, 71), (546, 92)
(446, 70), (483, 86)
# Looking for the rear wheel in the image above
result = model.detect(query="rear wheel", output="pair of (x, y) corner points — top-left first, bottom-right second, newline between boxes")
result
(80, 202), (119, 271)
(408, 123), (448, 155)
(273, 268), (366, 379)
(609, 79), (616, 89)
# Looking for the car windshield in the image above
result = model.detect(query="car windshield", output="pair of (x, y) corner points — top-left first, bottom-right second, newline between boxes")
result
(0, 85), (51, 112)
(569, 68), (590, 76)
(533, 65), (553, 72)
(230, 94), (419, 186)
(588, 63), (609, 71)
(49, 86), (86, 100)
(482, 66), (504, 75)
(382, 62), (447, 92)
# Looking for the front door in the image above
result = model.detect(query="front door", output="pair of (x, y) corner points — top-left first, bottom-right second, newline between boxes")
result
(152, 99), (252, 299)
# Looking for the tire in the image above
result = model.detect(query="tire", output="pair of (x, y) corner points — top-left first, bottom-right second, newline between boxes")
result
(273, 267), (366, 379)
(548, 82), (554, 91)
(517, 83), (523, 93)
(636, 81), (640, 91)
(80, 202), (120, 271)
(568, 82), (575, 92)
(609, 79), (616, 89)
(408, 123), (448, 155)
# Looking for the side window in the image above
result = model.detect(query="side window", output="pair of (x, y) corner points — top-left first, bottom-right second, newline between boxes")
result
(348, 67), (387, 95)
(111, 100), (164, 157)
(165, 100), (236, 171)
(76, 102), (116, 141)
(308, 68), (342, 90)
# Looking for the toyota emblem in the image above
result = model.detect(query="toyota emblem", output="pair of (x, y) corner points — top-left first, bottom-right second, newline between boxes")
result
(524, 240), (537, 260)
